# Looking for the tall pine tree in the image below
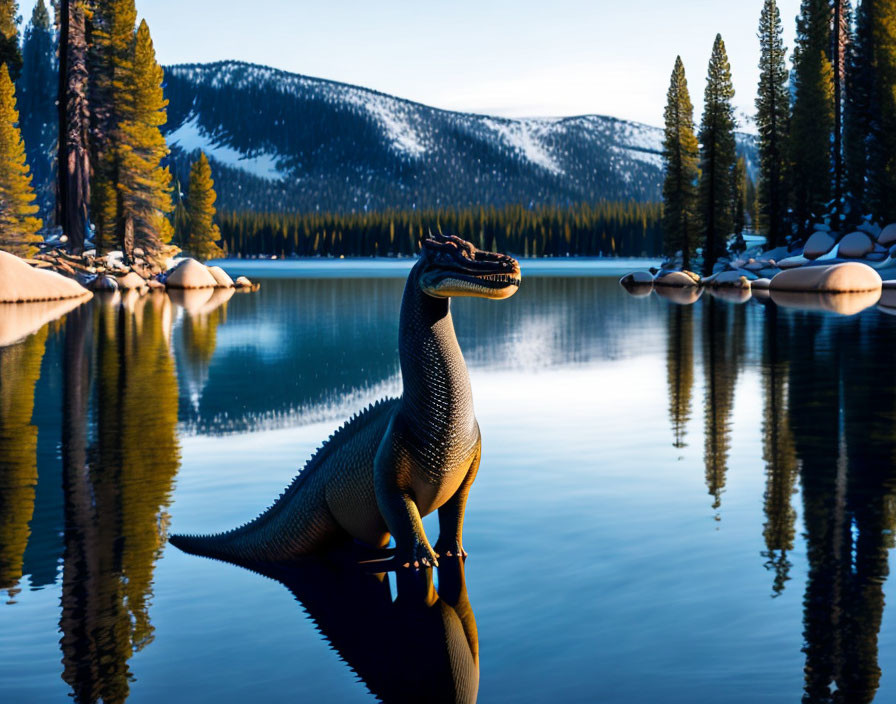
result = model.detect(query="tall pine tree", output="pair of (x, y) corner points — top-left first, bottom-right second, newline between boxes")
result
(0, 64), (42, 257)
(18, 0), (56, 221)
(830, 0), (851, 227)
(87, 0), (136, 255)
(116, 19), (173, 263)
(868, 0), (896, 223)
(184, 152), (224, 261)
(845, 0), (873, 209)
(699, 34), (737, 274)
(0, 1), (21, 81)
(789, 0), (833, 233)
(57, 0), (90, 252)
(756, 0), (791, 247)
(662, 57), (701, 269)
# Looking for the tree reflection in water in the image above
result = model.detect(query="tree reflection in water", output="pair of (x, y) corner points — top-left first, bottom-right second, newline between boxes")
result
(59, 294), (180, 703)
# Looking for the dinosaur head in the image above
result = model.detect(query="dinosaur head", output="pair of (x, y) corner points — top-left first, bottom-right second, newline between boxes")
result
(417, 232), (521, 300)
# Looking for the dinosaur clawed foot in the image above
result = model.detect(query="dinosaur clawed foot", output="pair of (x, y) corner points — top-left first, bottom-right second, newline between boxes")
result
(434, 539), (467, 560)
(358, 538), (439, 572)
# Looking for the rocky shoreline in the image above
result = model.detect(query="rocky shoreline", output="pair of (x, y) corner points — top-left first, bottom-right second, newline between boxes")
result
(621, 222), (896, 315)
(0, 245), (258, 304)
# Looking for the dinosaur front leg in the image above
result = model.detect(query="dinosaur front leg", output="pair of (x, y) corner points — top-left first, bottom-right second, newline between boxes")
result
(435, 445), (481, 560)
(374, 439), (439, 570)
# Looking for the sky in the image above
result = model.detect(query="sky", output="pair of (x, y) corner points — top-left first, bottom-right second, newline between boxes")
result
(21, 0), (802, 128)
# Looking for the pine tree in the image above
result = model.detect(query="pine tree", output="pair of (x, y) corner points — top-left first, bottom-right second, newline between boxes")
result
(662, 57), (701, 269)
(699, 34), (737, 274)
(185, 153), (224, 261)
(0, 1), (22, 81)
(830, 0), (851, 227)
(87, 0), (136, 255)
(18, 0), (56, 220)
(733, 157), (748, 236)
(845, 0), (873, 209)
(756, 0), (791, 247)
(0, 64), (42, 257)
(869, 0), (896, 222)
(116, 19), (172, 263)
(789, 0), (833, 233)
(57, 0), (89, 252)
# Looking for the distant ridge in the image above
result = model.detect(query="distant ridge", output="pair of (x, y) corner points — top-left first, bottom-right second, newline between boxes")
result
(162, 60), (757, 213)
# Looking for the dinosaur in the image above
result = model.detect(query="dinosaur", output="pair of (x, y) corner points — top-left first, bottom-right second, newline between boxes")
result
(170, 232), (520, 570)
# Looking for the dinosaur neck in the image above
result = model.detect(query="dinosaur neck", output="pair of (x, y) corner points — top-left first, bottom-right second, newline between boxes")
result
(398, 268), (476, 443)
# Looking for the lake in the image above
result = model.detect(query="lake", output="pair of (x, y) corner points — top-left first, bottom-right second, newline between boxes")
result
(1, 261), (896, 703)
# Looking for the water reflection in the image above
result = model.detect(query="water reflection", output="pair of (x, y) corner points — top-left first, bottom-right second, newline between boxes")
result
(4, 277), (896, 701)
(701, 298), (745, 516)
(59, 295), (180, 703)
(666, 304), (694, 449)
(759, 305), (798, 596)
(0, 322), (48, 600)
(238, 556), (478, 703)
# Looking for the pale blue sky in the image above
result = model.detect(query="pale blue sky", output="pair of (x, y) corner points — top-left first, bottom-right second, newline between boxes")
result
(21, 0), (801, 128)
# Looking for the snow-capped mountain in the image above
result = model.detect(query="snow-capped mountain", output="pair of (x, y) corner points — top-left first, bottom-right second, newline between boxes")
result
(163, 61), (757, 213)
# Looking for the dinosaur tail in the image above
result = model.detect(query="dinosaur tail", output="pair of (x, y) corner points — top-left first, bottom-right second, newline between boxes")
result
(168, 531), (252, 565)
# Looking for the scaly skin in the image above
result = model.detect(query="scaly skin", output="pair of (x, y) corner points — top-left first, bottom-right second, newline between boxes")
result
(170, 233), (520, 570)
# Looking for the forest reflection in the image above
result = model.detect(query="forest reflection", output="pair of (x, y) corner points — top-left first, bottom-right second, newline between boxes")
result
(665, 298), (896, 703)
(59, 294), (181, 703)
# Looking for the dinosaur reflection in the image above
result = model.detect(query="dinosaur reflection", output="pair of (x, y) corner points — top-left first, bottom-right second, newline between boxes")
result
(59, 295), (180, 704)
(233, 554), (479, 703)
(666, 304), (694, 449)
(0, 323), (48, 601)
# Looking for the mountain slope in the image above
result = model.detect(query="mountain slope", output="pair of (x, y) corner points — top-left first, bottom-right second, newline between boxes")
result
(163, 61), (757, 213)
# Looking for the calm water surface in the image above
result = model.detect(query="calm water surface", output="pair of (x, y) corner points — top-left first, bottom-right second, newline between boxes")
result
(1, 263), (896, 703)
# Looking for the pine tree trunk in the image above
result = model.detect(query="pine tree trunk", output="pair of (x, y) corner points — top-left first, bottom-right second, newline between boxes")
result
(57, 0), (90, 253)
(832, 0), (847, 229)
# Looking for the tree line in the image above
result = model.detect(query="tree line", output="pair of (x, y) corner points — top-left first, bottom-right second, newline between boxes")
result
(218, 202), (664, 259)
(663, 0), (896, 274)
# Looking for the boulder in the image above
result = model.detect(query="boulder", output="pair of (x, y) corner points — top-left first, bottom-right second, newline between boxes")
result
(878, 288), (896, 315)
(858, 221), (881, 238)
(803, 231), (836, 260)
(654, 270), (699, 287)
(879, 224), (896, 246)
(769, 262), (882, 293)
(707, 271), (751, 288)
(619, 271), (653, 286)
(147, 279), (166, 291)
(165, 258), (218, 289)
(0, 250), (91, 303)
(207, 265), (234, 288)
(776, 255), (810, 269)
(116, 271), (148, 290)
(234, 275), (254, 288)
(837, 231), (875, 259)
(771, 290), (881, 316)
(751, 278), (772, 290)
(813, 223), (831, 232)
